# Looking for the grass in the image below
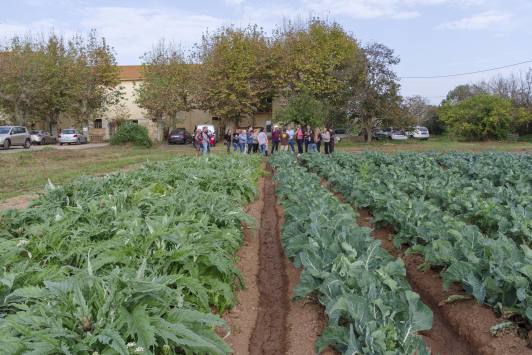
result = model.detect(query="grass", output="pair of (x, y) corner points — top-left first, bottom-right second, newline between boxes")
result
(2, 136), (530, 200)
(335, 135), (532, 154)
(0, 144), (227, 199)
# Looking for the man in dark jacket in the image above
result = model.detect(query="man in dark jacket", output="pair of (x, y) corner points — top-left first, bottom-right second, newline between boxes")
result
(304, 125), (311, 152)
(271, 125), (280, 154)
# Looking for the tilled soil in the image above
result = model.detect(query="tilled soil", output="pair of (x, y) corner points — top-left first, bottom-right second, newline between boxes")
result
(248, 172), (290, 354)
(218, 176), (265, 354)
(322, 179), (532, 355)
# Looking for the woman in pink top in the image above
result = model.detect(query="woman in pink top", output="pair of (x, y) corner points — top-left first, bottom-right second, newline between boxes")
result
(296, 125), (304, 154)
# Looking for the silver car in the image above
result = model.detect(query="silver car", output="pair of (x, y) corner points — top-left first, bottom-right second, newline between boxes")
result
(58, 129), (88, 145)
(0, 126), (31, 150)
(30, 130), (57, 145)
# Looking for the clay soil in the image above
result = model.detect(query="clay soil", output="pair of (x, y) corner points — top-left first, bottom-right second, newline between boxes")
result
(220, 166), (336, 355)
(322, 179), (532, 355)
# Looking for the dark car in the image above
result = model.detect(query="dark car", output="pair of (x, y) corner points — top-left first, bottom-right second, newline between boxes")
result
(373, 130), (389, 140)
(168, 129), (192, 144)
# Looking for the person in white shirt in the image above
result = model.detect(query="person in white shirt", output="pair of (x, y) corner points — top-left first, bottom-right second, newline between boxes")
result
(286, 125), (295, 153)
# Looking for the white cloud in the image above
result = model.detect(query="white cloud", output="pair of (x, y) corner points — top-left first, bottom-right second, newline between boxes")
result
(225, 0), (247, 5)
(437, 11), (512, 30)
(493, 32), (509, 37)
(78, 7), (226, 63)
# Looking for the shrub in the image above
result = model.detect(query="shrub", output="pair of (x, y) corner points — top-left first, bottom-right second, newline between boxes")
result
(109, 121), (152, 147)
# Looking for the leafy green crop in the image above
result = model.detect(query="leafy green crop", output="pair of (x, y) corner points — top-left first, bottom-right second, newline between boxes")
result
(270, 152), (432, 355)
(301, 150), (532, 326)
(0, 155), (263, 355)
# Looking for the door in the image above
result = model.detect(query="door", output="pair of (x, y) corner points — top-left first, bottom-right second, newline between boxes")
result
(13, 127), (23, 145)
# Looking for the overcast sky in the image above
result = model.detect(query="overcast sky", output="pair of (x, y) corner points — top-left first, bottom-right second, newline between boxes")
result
(1, 0), (531, 104)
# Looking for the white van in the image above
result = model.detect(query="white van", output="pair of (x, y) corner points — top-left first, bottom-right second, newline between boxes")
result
(195, 124), (219, 144)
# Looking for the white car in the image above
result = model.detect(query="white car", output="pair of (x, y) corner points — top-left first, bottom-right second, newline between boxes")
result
(58, 129), (88, 145)
(407, 126), (430, 140)
(390, 129), (408, 140)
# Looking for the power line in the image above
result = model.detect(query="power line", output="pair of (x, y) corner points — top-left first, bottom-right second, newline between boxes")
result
(400, 59), (532, 79)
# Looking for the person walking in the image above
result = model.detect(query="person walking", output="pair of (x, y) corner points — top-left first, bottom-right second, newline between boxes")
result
(253, 128), (259, 153)
(308, 129), (317, 152)
(271, 125), (280, 154)
(239, 129), (247, 153)
(280, 128), (289, 151)
(286, 125), (295, 153)
(322, 127), (331, 155)
(201, 126), (210, 156)
(316, 128), (322, 153)
(246, 126), (254, 154)
(194, 128), (202, 157)
(304, 125), (311, 153)
(232, 129), (240, 153)
(224, 129), (232, 154)
(329, 127), (336, 154)
(295, 125), (304, 155)
(258, 128), (267, 156)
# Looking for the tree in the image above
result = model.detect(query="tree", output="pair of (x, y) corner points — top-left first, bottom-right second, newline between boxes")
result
(196, 25), (275, 129)
(403, 95), (429, 126)
(273, 15), (359, 99)
(135, 39), (200, 141)
(440, 93), (530, 140)
(0, 30), (122, 136)
(273, 85), (327, 128)
(66, 30), (123, 133)
(422, 106), (445, 135)
(443, 84), (485, 105)
(0, 34), (43, 126)
(336, 42), (403, 142)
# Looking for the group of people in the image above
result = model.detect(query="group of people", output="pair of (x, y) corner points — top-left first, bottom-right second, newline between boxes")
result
(223, 124), (336, 156)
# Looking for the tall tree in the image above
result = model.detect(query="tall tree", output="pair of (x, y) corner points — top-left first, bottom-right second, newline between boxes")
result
(336, 42), (403, 142)
(403, 95), (429, 126)
(273, 15), (358, 99)
(0, 34), (43, 126)
(67, 30), (123, 133)
(273, 85), (328, 128)
(196, 25), (276, 128)
(135, 39), (199, 141)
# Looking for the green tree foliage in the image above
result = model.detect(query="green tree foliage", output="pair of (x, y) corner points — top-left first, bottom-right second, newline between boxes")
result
(273, 85), (327, 128)
(135, 39), (199, 141)
(422, 106), (445, 135)
(274, 15), (358, 99)
(440, 93), (531, 140)
(335, 42), (403, 142)
(197, 25), (276, 129)
(0, 31), (122, 136)
(110, 121), (153, 147)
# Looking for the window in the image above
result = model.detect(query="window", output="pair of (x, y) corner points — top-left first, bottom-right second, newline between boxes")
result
(131, 120), (138, 124)
(212, 117), (220, 121)
(94, 119), (103, 129)
(265, 120), (272, 133)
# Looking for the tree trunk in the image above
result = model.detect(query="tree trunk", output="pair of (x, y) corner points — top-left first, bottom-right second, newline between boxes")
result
(49, 112), (59, 137)
(364, 120), (373, 143)
(157, 119), (165, 142)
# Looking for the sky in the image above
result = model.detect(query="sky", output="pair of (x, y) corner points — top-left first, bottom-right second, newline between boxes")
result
(1, 0), (531, 104)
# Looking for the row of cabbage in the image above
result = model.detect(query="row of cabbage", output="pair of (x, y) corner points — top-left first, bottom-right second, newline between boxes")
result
(270, 152), (432, 355)
(0, 155), (263, 355)
(301, 151), (532, 324)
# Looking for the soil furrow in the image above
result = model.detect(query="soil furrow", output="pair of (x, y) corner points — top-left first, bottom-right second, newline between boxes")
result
(249, 169), (289, 354)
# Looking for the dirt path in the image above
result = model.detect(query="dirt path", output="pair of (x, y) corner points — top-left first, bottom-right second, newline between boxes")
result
(0, 194), (37, 210)
(248, 171), (290, 354)
(321, 179), (531, 355)
(219, 177), (265, 354)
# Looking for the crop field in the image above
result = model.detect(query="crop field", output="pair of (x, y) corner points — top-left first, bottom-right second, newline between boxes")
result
(2, 150), (532, 355)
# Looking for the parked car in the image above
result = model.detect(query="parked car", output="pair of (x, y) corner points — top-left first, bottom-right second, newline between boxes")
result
(30, 130), (56, 145)
(406, 126), (430, 140)
(195, 124), (218, 146)
(0, 126), (31, 150)
(333, 127), (351, 142)
(390, 129), (408, 140)
(373, 129), (389, 140)
(58, 129), (88, 145)
(168, 128), (192, 145)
